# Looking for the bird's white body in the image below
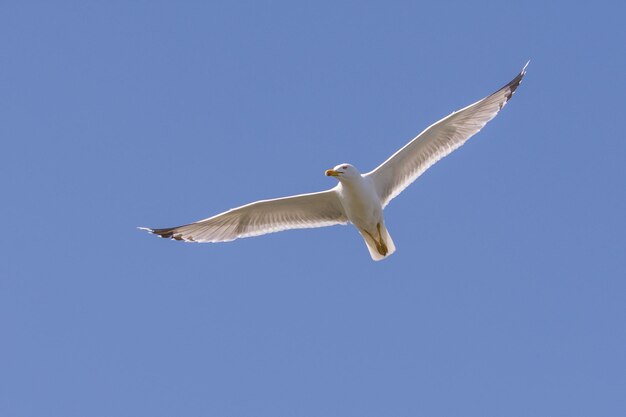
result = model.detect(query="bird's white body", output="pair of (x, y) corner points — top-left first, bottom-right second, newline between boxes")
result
(336, 171), (381, 230)
(141, 62), (528, 261)
(332, 166), (396, 260)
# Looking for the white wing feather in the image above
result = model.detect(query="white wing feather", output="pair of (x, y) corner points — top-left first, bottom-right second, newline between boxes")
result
(367, 62), (528, 208)
(140, 189), (348, 243)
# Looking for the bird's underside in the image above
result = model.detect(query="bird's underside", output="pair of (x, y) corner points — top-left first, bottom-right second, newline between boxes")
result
(140, 62), (528, 261)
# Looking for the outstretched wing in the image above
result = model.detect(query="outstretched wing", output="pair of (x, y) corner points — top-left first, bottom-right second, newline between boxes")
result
(367, 62), (528, 208)
(140, 188), (348, 243)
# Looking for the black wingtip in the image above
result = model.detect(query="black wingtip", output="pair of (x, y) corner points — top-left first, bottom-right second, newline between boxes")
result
(144, 226), (197, 241)
(503, 61), (529, 102)
(152, 227), (178, 239)
(139, 226), (177, 239)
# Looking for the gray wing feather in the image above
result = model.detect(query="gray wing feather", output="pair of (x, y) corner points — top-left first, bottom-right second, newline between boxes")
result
(367, 62), (528, 208)
(141, 188), (348, 243)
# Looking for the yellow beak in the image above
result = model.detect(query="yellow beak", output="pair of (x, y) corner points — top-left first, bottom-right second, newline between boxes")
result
(325, 169), (340, 177)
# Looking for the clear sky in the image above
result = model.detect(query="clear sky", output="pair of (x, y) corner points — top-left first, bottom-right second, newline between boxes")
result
(2, 1), (625, 416)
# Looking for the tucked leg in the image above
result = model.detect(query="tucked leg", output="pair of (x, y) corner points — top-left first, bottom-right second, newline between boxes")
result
(364, 226), (388, 256)
(376, 223), (388, 256)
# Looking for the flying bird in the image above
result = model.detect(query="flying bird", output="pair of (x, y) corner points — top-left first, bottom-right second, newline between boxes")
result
(140, 62), (528, 261)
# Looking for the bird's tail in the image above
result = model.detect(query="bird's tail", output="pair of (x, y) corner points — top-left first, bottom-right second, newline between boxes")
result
(359, 222), (396, 261)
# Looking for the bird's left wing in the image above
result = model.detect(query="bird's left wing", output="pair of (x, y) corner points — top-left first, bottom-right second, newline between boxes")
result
(140, 188), (348, 243)
(366, 62), (528, 208)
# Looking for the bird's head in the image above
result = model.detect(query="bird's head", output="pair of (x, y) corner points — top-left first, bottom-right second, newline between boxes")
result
(325, 163), (360, 182)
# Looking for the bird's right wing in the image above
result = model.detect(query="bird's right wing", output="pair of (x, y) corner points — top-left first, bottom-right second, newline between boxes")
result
(140, 188), (348, 242)
(366, 62), (528, 208)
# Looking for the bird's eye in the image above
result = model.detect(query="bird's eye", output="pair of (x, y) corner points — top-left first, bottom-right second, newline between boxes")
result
(342, 165), (348, 170)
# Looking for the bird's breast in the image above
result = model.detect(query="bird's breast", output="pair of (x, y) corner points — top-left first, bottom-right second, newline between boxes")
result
(338, 180), (383, 229)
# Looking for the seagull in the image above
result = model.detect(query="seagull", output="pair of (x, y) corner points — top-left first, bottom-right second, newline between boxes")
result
(140, 62), (528, 261)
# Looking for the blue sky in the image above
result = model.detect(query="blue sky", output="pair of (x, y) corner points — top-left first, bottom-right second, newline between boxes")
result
(2, 1), (625, 416)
